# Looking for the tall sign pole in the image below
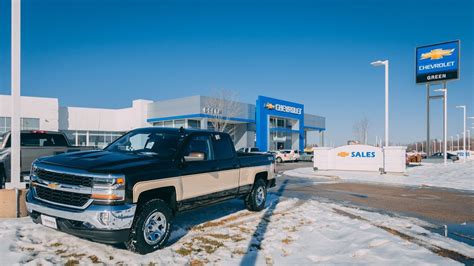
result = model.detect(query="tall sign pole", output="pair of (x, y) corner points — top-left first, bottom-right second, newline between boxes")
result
(8, 0), (22, 189)
(443, 82), (447, 164)
(426, 84), (430, 156)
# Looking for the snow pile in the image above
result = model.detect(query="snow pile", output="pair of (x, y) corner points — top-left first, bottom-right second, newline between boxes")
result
(0, 196), (463, 265)
(285, 160), (474, 191)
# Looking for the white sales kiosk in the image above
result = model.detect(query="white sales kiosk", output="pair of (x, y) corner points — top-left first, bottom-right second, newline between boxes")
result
(313, 145), (406, 173)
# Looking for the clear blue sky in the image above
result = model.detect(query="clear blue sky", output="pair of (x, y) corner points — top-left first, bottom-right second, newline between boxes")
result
(0, 0), (473, 145)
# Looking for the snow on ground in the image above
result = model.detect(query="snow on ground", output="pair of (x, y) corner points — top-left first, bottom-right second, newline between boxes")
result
(284, 160), (474, 191)
(0, 194), (466, 265)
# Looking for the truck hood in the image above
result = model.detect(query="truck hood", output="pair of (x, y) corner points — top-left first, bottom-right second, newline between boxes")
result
(37, 150), (163, 173)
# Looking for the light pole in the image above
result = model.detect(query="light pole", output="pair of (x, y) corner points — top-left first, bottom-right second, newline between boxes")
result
(457, 134), (460, 151)
(468, 129), (471, 152)
(435, 88), (448, 164)
(456, 105), (467, 162)
(371, 60), (389, 147)
(450, 136), (454, 151)
(469, 117), (474, 151)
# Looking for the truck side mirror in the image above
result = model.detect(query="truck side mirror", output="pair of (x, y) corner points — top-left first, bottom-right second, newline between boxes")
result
(184, 152), (205, 162)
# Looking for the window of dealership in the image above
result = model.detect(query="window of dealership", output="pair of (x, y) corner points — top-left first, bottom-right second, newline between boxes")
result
(0, 117), (40, 133)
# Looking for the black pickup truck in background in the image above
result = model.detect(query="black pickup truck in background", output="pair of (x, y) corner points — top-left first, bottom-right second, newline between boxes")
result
(0, 130), (95, 187)
(26, 127), (276, 254)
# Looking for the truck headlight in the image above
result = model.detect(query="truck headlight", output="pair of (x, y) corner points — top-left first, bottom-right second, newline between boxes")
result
(30, 162), (39, 185)
(91, 176), (125, 202)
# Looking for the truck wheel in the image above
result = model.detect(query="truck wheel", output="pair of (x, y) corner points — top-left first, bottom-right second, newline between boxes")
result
(245, 179), (267, 212)
(125, 199), (172, 254)
(276, 157), (283, 164)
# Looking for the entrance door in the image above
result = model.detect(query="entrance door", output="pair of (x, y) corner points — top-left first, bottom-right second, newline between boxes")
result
(277, 142), (284, 150)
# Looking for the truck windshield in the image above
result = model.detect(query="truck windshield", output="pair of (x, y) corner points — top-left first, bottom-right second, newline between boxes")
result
(105, 131), (180, 159)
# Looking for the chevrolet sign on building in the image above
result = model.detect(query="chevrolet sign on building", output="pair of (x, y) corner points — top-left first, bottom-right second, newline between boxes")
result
(416, 40), (460, 83)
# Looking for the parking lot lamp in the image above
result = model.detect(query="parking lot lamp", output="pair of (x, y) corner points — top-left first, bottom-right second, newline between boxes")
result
(456, 105), (467, 162)
(450, 136), (454, 151)
(371, 60), (389, 147)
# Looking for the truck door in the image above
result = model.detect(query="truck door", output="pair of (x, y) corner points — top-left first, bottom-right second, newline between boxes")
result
(180, 134), (220, 200)
(210, 133), (240, 198)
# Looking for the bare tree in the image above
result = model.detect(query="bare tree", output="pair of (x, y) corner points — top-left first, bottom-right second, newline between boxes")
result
(352, 116), (370, 144)
(203, 89), (241, 133)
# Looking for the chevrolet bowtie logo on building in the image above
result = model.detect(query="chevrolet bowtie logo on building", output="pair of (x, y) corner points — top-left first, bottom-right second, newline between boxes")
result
(420, 48), (455, 60)
(264, 103), (275, 110)
(264, 102), (302, 115)
(337, 152), (350, 157)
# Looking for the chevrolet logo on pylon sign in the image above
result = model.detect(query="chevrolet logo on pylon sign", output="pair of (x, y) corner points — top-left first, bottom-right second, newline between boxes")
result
(420, 48), (455, 60)
(416, 40), (460, 84)
(337, 152), (350, 157)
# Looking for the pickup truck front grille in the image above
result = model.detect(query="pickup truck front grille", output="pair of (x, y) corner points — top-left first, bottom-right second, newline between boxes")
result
(35, 186), (91, 207)
(35, 168), (93, 187)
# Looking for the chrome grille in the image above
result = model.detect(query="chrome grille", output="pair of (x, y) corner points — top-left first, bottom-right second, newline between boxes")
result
(35, 168), (93, 187)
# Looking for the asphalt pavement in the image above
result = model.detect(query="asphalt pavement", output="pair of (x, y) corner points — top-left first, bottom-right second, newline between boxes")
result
(274, 161), (474, 224)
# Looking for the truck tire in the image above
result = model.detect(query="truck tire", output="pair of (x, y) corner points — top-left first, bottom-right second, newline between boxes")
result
(245, 178), (267, 212)
(125, 199), (172, 254)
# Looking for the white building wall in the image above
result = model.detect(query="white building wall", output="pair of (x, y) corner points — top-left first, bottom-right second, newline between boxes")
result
(0, 95), (59, 131)
(59, 99), (152, 132)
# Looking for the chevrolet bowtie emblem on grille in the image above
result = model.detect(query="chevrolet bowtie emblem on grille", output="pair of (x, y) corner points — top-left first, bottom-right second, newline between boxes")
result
(420, 48), (455, 60)
(337, 152), (350, 157)
(47, 183), (60, 189)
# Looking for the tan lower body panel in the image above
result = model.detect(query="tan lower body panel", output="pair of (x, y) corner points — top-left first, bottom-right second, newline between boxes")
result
(132, 164), (275, 203)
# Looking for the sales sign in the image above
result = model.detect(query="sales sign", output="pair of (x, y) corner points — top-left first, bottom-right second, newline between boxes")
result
(416, 40), (460, 84)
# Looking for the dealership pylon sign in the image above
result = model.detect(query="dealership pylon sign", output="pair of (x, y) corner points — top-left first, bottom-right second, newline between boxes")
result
(416, 40), (460, 84)
(418, 40), (460, 163)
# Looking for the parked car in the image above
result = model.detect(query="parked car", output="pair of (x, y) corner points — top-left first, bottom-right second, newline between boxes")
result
(237, 147), (261, 153)
(0, 130), (95, 187)
(298, 151), (314, 162)
(26, 127), (276, 254)
(428, 152), (459, 162)
(272, 149), (299, 163)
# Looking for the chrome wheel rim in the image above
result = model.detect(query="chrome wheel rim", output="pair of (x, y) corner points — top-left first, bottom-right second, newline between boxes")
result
(256, 186), (265, 206)
(143, 211), (167, 245)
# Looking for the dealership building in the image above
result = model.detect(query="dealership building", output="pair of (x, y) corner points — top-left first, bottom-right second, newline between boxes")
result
(0, 94), (325, 151)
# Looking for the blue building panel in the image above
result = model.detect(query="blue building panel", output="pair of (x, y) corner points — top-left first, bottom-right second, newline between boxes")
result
(256, 96), (305, 152)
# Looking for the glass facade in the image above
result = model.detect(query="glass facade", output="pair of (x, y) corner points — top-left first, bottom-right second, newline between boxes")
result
(153, 119), (202, 129)
(0, 117), (40, 133)
(62, 130), (124, 148)
(268, 116), (299, 150)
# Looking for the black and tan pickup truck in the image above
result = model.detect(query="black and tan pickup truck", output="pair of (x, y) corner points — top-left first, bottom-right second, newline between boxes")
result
(26, 127), (275, 254)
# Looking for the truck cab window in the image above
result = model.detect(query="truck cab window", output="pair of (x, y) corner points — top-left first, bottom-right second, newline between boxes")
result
(183, 135), (213, 161)
(212, 134), (235, 160)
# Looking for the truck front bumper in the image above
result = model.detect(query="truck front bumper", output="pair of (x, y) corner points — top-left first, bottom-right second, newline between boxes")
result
(25, 190), (136, 244)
